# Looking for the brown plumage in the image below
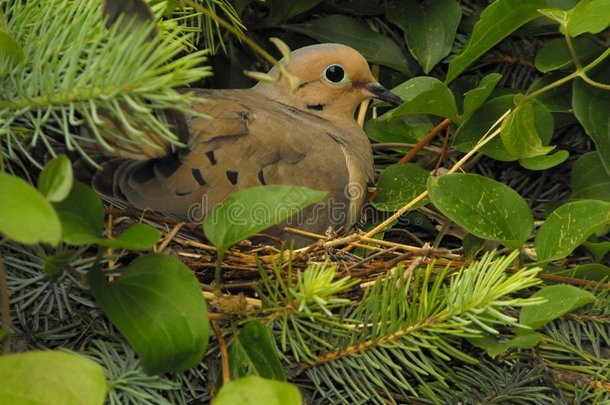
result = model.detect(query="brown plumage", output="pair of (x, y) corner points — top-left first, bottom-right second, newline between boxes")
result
(83, 43), (402, 246)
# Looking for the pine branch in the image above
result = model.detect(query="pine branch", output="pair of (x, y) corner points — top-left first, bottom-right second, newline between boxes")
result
(419, 360), (554, 405)
(256, 251), (543, 403)
(1, 0), (211, 167)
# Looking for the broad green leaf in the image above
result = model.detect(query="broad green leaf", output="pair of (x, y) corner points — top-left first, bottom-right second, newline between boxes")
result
(567, 0), (610, 36)
(89, 253), (210, 374)
(0, 31), (25, 71)
(462, 233), (488, 262)
(500, 96), (555, 159)
(536, 8), (568, 26)
(453, 95), (517, 161)
(468, 333), (543, 357)
(54, 182), (104, 245)
(0, 173), (61, 245)
(287, 15), (410, 73)
(0, 351), (107, 405)
(97, 223), (160, 249)
(204, 185), (326, 253)
(462, 73), (502, 120)
(385, 77), (459, 122)
(373, 163), (430, 211)
(519, 150), (569, 171)
(400, 211), (436, 233)
(573, 67), (610, 175)
(53, 182), (159, 248)
(582, 240), (610, 263)
(214, 376), (302, 405)
(446, 0), (546, 83)
(519, 285), (596, 331)
(44, 250), (77, 277)
(427, 174), (533, 247)
(536, 200), (610, 261)
(37, 154), (73, 202)
(552, 263), (610, 281)
(387, 0), (461, 73)
(228, 339), (251, 379)
(236, 321), (286, 381)
(571, 152), (610, 201)
(364, 114), (433, 144)
(535, 37), (602, 72)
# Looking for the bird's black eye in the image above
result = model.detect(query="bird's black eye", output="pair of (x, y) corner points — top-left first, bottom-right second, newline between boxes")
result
(323, 64), (346, 83)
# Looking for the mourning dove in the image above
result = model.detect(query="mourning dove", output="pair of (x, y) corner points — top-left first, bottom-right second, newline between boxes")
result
(82, 43), (402, 245)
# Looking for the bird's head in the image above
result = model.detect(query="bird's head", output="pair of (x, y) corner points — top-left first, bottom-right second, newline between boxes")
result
(253, 43), (402, 119)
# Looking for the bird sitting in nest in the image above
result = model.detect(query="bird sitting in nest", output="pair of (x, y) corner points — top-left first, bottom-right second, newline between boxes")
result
(72, 43), (402, 246)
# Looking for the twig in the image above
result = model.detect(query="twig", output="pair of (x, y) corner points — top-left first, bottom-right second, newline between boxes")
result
(157, 222), (184, 253)
(212, 321), (230, 384)
(0, 255), (10, 354)
(398, 118), (452, 164)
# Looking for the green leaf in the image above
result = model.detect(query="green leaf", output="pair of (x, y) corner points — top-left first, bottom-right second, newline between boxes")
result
(203, 185), (326, 253)
(98, 223), (160, 249)
(535, 37), (602, 72)
(462, 73), (502, 120)
(566, 0), (610, 36)
(582, 240), (610, 263)
(0, 351), (107, 405)
(373, 163), (430, 211)
(468, 333), (543, 357)
(552, 263), (610, 281)
(37, 154), (74, 202)
(453, 94), (516, 161)
(427, 173), (533, 247)
(89, 253), (209, 374)
(236, 321), (286, 381)
(573, 67), (610, 175)
(462, 233), (488, 262)
(44, 250), (77, 277)
(214, 376), (302, 405)
(519, 150), (569, 171)
(519, 285), (596, 331)
(446, 0), (546, 83)
(364, 114), (433, 144)
(387, 0), (461, 73)
(228, 340), (251, 379)
(53, 182), (159, 248)
(536, 200), (610, 261)
(385, 77), (459, 122)
(0, 31), (25, 71)
(287, 15), (410, 73)
(54, 182), (104, 245)
(571, 152), (610, 201)
(0, 173), (61, 245)
(500, 96), (555, 159)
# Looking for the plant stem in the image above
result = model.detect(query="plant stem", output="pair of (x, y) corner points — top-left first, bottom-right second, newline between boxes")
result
(212, 321), (230, 384)
(0, 255), (11, 355)
(214, 251), (225, 294)
(526, 47), (610, 100)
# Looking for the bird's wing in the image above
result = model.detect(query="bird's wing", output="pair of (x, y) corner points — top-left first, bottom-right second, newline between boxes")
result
(91, 89), (352, 225)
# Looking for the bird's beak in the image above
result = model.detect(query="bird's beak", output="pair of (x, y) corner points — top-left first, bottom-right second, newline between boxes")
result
(364, 82), (403, 106)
